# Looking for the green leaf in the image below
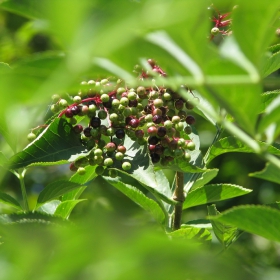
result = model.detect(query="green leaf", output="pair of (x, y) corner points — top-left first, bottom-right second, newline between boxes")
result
(0, 192), (22, 210)
(54, 199), (86, 219)
(183, 184), (251, 210)
(8, 118), (84, 169)
(261, 46), (280, 77)
(249, 163), (280, 184)
(233, 0), (279, 66)
(36, 180), (83, 207)
(208, 205), (241, 248)
(37, 200), (61, 215)
(260, 90), (280, 113)
(190, 169), (219, 191)
(206, 136), (280, 164)
(209, 205), (280, 242)
(168, 227), (211, 242)
(103, 176), (165, 224)
(61, 186), (87, 201)
(69, 165), (98, 185)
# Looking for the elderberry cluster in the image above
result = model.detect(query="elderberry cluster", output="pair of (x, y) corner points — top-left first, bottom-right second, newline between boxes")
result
(29, 59), (197, 176)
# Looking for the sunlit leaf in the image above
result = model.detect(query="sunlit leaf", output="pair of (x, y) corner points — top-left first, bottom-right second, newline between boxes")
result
(249, 163), (280, 184)
(206, 136), (280, 164)
(169, 227), (212, 242)
(183, 184), (251, 209)
(8, 118), (85, 169)
(209, 205), (280, 242)
(55, 199), (86, 219)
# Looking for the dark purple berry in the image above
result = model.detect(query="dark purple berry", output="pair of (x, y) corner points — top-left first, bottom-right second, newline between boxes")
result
(152, 115), (162, 124)
(73, 125), (83, 134)
(115, 129), (125, 139)
(155, 144), (164, 155)
(175, 99), (185, 110)
(65, 108), (74, 118)
(129, 119), (140, 128)
(144, 104), (153, 114)
(129, 100), (138, 107)
(103, 97), (113, 108)
(135, 129), (144, 138)
(148, 136), (159, 145)
(186, 115), (196, 125)
(151, 153), (160, 163)
(69, 162), (78, 172)
(83, 127), (92, 137)
(169, 139), (178, 150)
(71, 105), (81, 115)
(125, 116), (133, 125)
(157, 127), (167, 137)
(91, 117), (101, 128)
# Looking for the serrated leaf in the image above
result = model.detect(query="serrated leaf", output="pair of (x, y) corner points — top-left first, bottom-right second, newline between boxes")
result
(262, 47), (280, 77)
(54, 199), (86, 219)
(189, 169), (219, 191)
(37, 200), (61, 215)
(260, 90), (280, 113)
(209, 205), (280, 242)
(103, 176), (165, 224)
(36, 180), (83, 207)
(0, 192), (22, 210)
(8, 118), (84, 169)
(182, 219), (212, 229)
(206, 136), (280, 164)
(208, 205), (241, 248)
(183, 184), (251, 210)
(249, 163), (280, 184)
(168, 227), (211, 242)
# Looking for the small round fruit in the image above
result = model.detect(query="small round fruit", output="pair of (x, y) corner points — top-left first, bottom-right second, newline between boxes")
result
(122, 162), (131, 171)
(94, 149), (103, 156)
(88, 104), (97, 113)
(151, 153), (160, 163)
(104, 158), (114, 166)
(105, 142), (117, 152)
(172, 116), (180, 124)
(164, 120), (173, 129)
(95, 165), (104, 175)
(109, 169), (118, 178)
(69, 162), (78, 172)
(59, 99), (68, 108)
(91, 117), (101, 128)
(73, 95), (81, 103)
(152, 115), (162, 124)
(98, 110), (107, 120)
(115, 129), (125, 139)
(109, 113), (118, 122)
(148, 136), (159, 145)
(154, 99), (163, 108)
(83, 127), (92, 137)
(101, 94), (110, 103)
(186, 141), (195, 151)
(115, 152), (124, 161)
(186, 115), (196, 125)
(127, 91), (137, 101)
(65, 108), (74, 118)
(211, 27), (220, 35)
(73, 125), (83, 134)
(77, 167), (86, 175)
(157, 126), (167, 137)
(129, 119), (140, 128)
(184, 152), (191, 162)
(184, 125), (192, 134)
(27, 132), (36, 142)
(52, 94), (60, 102)
(117, 145), (126, 154)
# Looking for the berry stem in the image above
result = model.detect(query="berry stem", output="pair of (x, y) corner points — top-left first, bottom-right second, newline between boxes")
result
(172, 171), (184, 230)
(18, 169), (29, 212)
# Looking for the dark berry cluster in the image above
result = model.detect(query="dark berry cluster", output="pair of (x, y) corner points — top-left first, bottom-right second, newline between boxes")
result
(30, 59), (197, 176)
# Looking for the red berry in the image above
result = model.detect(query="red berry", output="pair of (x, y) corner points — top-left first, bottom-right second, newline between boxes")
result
(129, 119), (140, 128)
(73, 125), (83, 134)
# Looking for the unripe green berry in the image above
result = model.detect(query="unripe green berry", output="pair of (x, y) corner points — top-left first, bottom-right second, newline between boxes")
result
(174, 148), (184, 158)
(104, 158), (114, 166)
(184, 125), (192, 134)
(122, 161), (131, 171)
(164, 120), (173, 129)
(112, 99), (120, 107)
(73, 95), (81, 103)
(51, 104), (59, 113)
(149, 90), (159, 100)
(123, 108), (132, 117)
(90, 128), (99, 137)
(163, 92), (171, 100)
(98, 110), (107, 120)
(52, 94), (60, 102)
(154, 99), (163, 108)
(101, 78), (109, 85)
(77, 167), (86, 175)
(106, 127), (115, 136)
(184, 152), (191, 162)
(88, 104), (97, 113)
(101, 94), (109, 103)
(115, 152), (124, 161)
(175, 122), (184, 131)
(69, 117), (77, 125)
(109, 113), (119, 122)
(27, 132), (36, 142)
(94, 148), (103, 156)
(172, 116), (180, 124)
(145, 114), (153, 122)
(117, 87), (126, 95)
(128, 91), (137, 101)
(95, 165), (104, 175)
(59, 99), (68, 108)
(120, 97), (129, 106)
(186, 141), (195, 151)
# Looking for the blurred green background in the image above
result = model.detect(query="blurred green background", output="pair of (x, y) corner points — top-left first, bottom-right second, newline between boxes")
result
(0, 0), (280, 279)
